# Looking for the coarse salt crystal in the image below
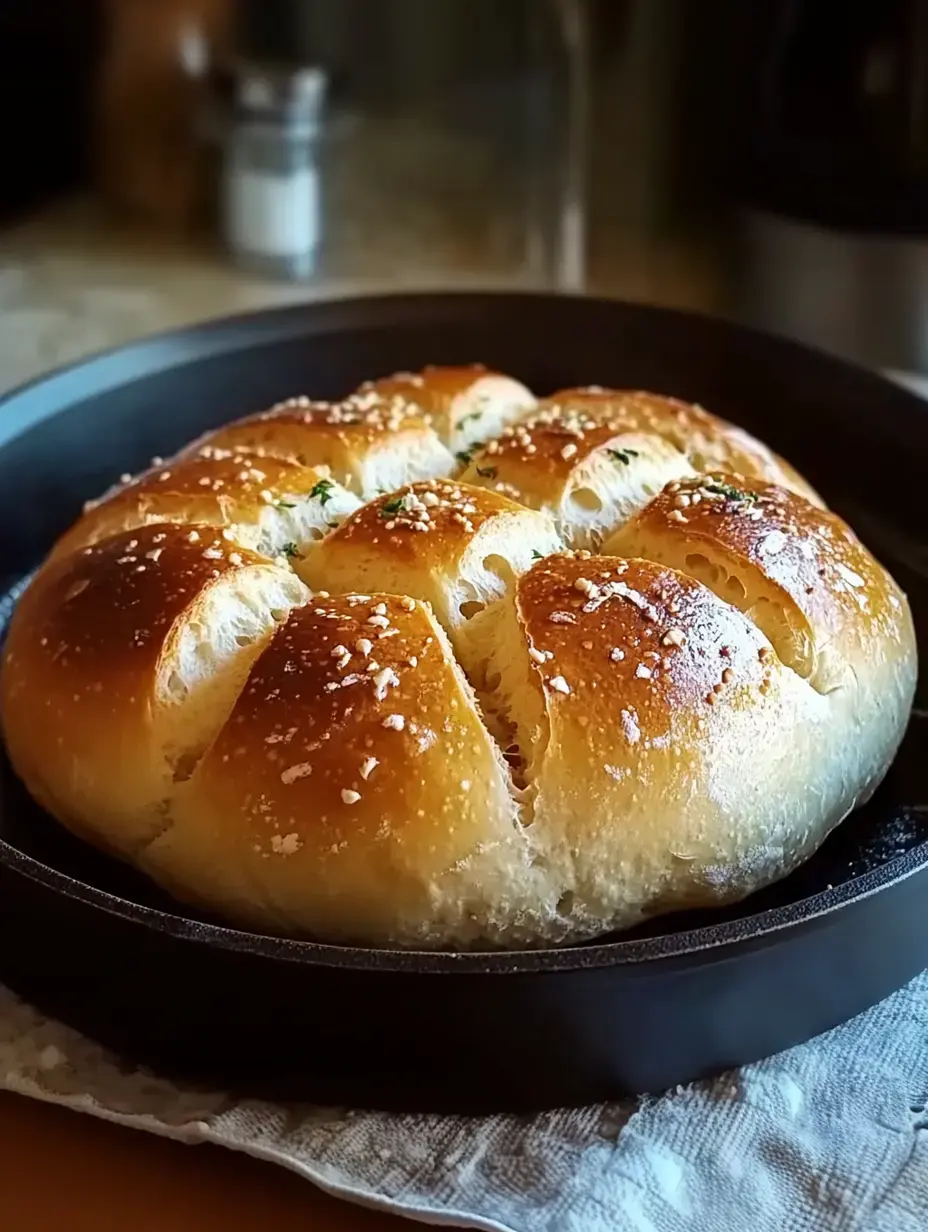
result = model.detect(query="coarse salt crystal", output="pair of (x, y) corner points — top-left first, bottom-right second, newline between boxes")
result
(280, 763), (312, 785)
(372, 667), (400, 699)
(270, 832), (301, 855)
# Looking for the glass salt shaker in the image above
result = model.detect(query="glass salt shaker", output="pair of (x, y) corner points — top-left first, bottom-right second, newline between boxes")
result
(222, 63), (327, 280)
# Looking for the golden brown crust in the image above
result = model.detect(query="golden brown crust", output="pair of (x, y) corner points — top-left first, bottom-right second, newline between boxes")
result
(475, 548), (914, 932)
(185, 391), (455, 497)
(0, 524), (307, 856)
(549, 388), (817, 491)
(143, 595), (532, 944)
(356, 364), (493, 421)
(9, 522), (259, 705)
(604, 472), (913, 690)
(49, 451), (349, 562)
(514, 552), (771, 740)
(300, 480), (563, 664)
(356, 365), (536, 453)
(463, 388), (823, 510)
(314, 480), (533, 564)
(461, 408), (641, 508)
(170, 595), (501, 852)
(196, 393), (426, 453)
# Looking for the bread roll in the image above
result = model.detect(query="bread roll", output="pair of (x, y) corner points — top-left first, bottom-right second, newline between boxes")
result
(546, 389), (825, 504)
(48, 449), (361, 572)
(460, 388), (823, 548)
(140, 594), (543, 946)
(356, 365), (536, 456)
(300, 479), (563, 672)
(1, 524), (308, 857)
(456, 540), (913, 940)
(188, 391), (455, 499)
(0, 369), (916, 950)
(603, 470), (914, 708)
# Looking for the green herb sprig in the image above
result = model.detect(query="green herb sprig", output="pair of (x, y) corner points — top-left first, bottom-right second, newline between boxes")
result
(704, 481), (757, 503)
(606, 448), (640, 465)
(455, 442), (484, 467)
(309, 478), (335, 506)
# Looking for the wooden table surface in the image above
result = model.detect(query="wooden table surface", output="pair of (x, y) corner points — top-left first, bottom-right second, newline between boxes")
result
(0, 1091), (409, 1230)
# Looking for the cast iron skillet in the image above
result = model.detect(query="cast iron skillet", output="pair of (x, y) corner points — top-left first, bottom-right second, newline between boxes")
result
(0, 293), (925, 1113)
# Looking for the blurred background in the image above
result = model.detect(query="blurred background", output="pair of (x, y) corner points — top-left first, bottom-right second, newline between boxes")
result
(2, 0), (928, 393)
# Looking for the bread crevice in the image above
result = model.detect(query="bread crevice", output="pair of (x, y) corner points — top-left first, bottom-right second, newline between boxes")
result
(622, 544), (822, 691)
(455, 594), (550, 824)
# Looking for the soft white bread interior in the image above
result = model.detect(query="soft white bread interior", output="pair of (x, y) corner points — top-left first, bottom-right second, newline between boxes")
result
(48, 449), (361, 571)
(186, 392), (455, 499)
(356, 365), (537, 457)
(0, 524), (308, 858)
(0, 369), (917, 951)
(141, 595), (547, 946)
(300, 480), (563, 673)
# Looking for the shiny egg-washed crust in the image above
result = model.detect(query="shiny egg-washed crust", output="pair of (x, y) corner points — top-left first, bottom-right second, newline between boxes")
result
(48, 449), (362, 568)
(603, 473), (911, 693)
(546, 389), (824, 504)
(0, 366), (917, 948)
(141, 595), (545, 946)
(300, 480), (563, 666)
(356, 364), (536, 456)
(461, 388), (823, 521)
(0, 524), (308, 859)
(185, 393), (454, 499)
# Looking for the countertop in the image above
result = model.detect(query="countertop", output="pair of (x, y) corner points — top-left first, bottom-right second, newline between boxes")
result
(0, 1091), (404, 1230)
(0, 197), (722, 396)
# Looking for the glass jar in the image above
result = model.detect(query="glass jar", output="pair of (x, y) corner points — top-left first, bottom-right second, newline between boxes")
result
(223, 0), (591, 291)
(222, 64), (327, 280)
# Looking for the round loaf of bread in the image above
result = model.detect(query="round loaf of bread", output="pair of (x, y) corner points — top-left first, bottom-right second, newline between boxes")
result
(0, 366), (917, 948)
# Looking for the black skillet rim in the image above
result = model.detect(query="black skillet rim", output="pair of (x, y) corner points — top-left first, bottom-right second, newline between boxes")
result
(0, 289), (925, 977)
